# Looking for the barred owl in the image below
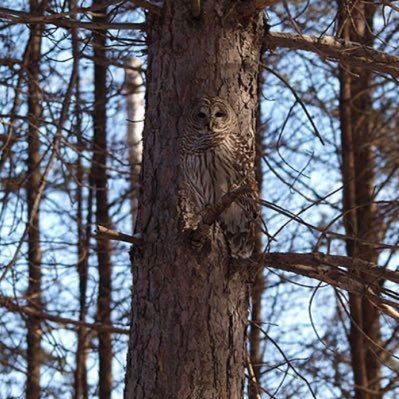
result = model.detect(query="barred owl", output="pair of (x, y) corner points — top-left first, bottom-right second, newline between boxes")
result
(179, 96), (258, 259)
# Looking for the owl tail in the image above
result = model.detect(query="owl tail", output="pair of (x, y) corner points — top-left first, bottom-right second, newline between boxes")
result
(225, 230), (255, 259)
(220, 199), (257, 259)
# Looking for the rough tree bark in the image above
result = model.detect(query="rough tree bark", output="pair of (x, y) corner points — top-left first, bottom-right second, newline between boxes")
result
(26, 1), (45, 397)
(124, 1), (265, 398)
(92, 1), (113, 398)
(338, 2), (382, 398)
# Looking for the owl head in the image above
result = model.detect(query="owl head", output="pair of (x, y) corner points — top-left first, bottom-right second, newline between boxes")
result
(187, 97), (237, 135)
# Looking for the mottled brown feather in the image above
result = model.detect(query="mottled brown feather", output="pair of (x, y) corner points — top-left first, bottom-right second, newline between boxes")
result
(179, 96), (258, 258)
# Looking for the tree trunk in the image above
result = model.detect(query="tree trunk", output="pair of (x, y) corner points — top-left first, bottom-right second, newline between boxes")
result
(124, 2), (265, 398)
(248, 77), (266, 399)
(125, 58), (144, 229)
(92, 2), (113, 398)
(26, 1), (45, 397)
(248, 271), (264, 399)
(338, 2), (382, 398)
(71, 1), (89, 396)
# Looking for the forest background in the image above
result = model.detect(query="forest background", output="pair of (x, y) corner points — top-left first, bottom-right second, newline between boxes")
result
(1, 0), (399, 398)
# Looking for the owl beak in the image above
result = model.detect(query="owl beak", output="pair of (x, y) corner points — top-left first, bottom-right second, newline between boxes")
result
(208, 121), (214, 130)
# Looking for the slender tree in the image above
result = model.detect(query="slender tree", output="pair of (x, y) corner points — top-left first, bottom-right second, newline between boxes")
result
(248, 73), (266, 399)
(125, 58), (144, 230)
(92, 1), (113, 397)
(26, 1), (46, 397)
(338, 2), (383, 398)
(70, 1), (89, 397)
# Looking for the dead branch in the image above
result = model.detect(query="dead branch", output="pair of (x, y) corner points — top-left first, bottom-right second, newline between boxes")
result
(258, 252), (399, 322)
(96, 224), (143, 245)
(265, 31), (399, 78)
(246, 354), (262, 399)
(0, 295), (129, 335)
(0, 6), (146, 30)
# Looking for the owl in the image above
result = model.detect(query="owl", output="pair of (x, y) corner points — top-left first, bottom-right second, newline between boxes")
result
(179, 96), (258, 259)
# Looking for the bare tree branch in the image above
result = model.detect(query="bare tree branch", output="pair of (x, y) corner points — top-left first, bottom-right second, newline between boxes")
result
(0, 6), (146, 30)
(0, 296), (129, 335)
(265, 31), (399, 78)
(0, 50), (79, 282)
(96, 224), (143, 245)
(245, 354), (263, 399)
(257, 252), (399, 321)
(378, 0), (399, 12)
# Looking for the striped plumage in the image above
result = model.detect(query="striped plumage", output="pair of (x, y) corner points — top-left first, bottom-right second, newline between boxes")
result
(179, 96), (258, 259)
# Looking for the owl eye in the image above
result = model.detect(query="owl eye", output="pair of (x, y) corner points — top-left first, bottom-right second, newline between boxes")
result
(197, 112), (206, 118)
(215, 111), (225, 117)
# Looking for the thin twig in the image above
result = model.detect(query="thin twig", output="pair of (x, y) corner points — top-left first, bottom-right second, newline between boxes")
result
(246, 353), (263, 399)
(261, 63), (325, 145)
(1, 51), (79, 282)
(0, 295), (129, 335)
(259, 325), (317, 399)
(0, 6), (146, 30)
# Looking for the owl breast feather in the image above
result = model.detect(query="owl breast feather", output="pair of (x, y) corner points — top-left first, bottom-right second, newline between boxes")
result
(181, 143), (256, 258)
(182, 142), (240, 210)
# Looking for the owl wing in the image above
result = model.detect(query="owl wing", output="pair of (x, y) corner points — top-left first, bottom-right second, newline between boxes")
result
(220, 133), (259, 259)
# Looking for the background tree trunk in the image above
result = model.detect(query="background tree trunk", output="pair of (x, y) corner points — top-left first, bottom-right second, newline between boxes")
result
(124, 2), (265, 398)
(248, 270), (264, 399)
(92, 1), (113, 398)
(125, 58), (144, 230)
(26, 1), (45, 397)
(248, 79), (266, 399)
(338, 2), (382, 398)
(71, 1), (89, 396)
